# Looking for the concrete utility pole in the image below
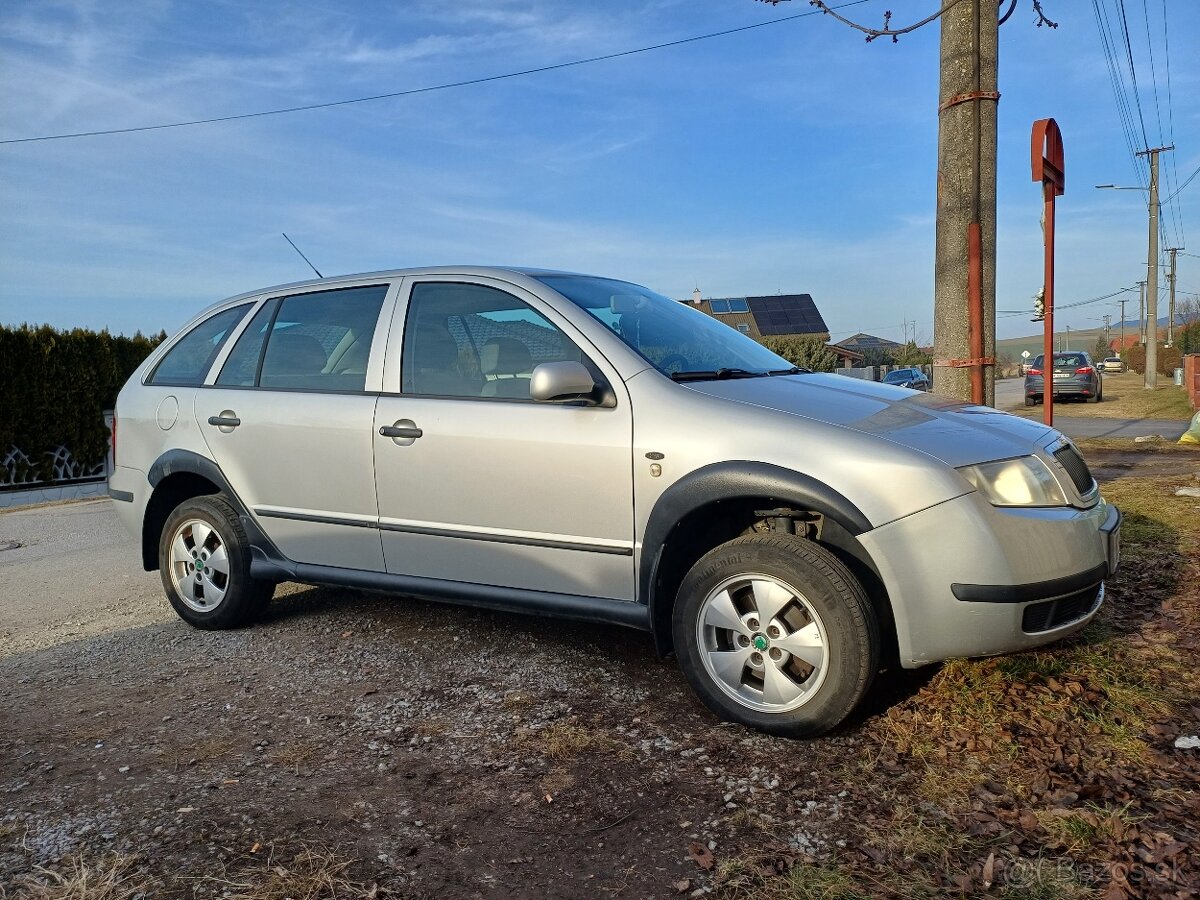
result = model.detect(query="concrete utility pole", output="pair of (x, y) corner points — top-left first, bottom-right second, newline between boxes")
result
(934, 0), (998, 405)
(1137, 280), (1147, 345)
(1165, 246), (1181, 347)
(1103, 314), (1111, 347)
(1137, 145), (1171, 389)
(1119, 297), (1127, 352)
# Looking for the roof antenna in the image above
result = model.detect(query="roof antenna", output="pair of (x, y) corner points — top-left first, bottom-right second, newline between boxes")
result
(281, 232), (323, 278)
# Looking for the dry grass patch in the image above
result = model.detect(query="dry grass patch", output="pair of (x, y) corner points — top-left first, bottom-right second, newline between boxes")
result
(713, 855), (875, 900)
(514, 719), (629, 761)
(1029, 372), (1193, 420)
(12, 854), (157, 900)
(205, 847), (377, 900)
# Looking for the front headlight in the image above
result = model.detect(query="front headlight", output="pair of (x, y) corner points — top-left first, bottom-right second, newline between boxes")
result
(957, 456), (1068, 507)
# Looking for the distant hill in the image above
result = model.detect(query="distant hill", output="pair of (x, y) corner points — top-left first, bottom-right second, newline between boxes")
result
(998, 315), (1180, 362)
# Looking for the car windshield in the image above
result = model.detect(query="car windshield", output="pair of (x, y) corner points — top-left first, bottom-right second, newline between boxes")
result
(883, 370), (915, 383)
(536, 275), (798, 379)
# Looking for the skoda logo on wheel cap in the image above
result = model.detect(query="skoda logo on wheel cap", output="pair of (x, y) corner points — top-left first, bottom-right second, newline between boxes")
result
(752, 634), (769, 651)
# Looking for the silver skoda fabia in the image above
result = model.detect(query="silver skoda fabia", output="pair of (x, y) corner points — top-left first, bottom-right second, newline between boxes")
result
(110, 267), (1120, 737)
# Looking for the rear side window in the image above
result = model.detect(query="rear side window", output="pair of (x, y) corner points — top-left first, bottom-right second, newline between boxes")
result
(217, 285), (388, 392)
(149, 304), (251, 386)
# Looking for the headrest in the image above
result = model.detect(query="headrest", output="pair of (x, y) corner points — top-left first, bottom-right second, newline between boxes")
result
(264, 331), (327, 374)
(480, 337), (532, 376)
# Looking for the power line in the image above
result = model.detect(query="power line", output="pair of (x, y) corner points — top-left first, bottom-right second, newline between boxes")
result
(1116, 0), (1152, 152)
(1164, 160), (1200, 205)
(0, 0), (874, 146)
(1091, 0), (1147, 185)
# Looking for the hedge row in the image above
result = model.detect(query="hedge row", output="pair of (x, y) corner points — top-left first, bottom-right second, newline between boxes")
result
(1, 324), (164, 480)
(1121, 323), (1200, 376)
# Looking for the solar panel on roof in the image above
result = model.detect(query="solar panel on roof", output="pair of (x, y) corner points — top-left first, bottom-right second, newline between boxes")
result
(746, 294), (828, 336)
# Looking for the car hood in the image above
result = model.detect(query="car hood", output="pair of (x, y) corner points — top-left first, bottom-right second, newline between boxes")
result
(684, 373), (1055, 468)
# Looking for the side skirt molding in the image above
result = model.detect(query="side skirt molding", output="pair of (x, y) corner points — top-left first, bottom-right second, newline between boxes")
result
(250, 558), (651, 632)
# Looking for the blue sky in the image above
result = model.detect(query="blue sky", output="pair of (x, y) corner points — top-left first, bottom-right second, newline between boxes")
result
(1, 0), (1197, 345)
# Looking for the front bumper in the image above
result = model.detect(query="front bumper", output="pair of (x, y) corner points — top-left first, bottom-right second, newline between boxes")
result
(859, 492), (1120, 668)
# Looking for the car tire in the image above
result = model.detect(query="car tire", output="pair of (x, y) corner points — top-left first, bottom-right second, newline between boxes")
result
(672, 534), (879, 738)
(1025, 396), (1036, 407)
(158, 495), (275, 630)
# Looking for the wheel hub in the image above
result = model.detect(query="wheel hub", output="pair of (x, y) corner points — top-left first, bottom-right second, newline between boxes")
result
(751, 633), (769, 651)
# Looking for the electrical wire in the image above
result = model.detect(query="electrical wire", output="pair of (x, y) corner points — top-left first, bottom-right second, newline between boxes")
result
(1163, 160), (1199, 206)
(0, 0), (874, 146)
(1091, 0), (1148, 186)
(1159, 0), (1185, 246)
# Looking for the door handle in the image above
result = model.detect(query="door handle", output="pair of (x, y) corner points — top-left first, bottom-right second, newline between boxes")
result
(208, 412), (241, 430)
(379, 423), (423, 439)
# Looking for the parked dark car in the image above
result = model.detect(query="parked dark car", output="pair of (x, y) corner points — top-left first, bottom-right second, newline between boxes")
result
(1025, 352), (1102, 405)
(882, 367), (931, 391)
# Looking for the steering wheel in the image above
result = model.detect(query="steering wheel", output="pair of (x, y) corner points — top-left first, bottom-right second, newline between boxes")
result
(658, 353), (690, 374)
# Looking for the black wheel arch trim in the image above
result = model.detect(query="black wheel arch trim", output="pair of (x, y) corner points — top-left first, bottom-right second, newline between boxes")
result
(640, 461), (874, 647)
(145, 449), (284, 570)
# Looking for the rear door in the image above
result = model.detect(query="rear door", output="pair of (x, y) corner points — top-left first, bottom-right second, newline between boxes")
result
(197, 282), (397, 571)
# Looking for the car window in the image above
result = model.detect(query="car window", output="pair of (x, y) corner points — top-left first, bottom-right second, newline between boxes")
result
(149, 304), (251, 386)
(401, 282), (585, 400)
(217, 285), (387, 392)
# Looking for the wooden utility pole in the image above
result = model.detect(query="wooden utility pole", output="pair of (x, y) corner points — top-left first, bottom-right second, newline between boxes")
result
(1137, 145), (1170, 389)
(934, 0), (998, 405)
(1165, 246), (1181, 347)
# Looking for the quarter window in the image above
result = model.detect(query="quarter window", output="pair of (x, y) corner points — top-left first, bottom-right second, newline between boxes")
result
(217, 285), (388, 392)
(149, 304), (251, 386)
(402, 282), (584, 400)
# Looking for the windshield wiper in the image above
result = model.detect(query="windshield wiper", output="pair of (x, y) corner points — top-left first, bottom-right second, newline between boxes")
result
(766, 366), (808, 376)
(670, 367), (766, 382)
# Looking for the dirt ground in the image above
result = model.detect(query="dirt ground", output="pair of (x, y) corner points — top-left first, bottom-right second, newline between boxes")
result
(2, 446), (1199, 898)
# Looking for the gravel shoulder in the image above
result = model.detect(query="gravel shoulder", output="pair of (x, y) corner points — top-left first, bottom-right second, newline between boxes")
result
(3, 472), (1198, 897)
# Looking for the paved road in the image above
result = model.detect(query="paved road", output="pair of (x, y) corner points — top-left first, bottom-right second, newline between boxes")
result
(0, 500), (164, 653)
(985, 378), (1189, 440)
(995, 377), (1026, 410)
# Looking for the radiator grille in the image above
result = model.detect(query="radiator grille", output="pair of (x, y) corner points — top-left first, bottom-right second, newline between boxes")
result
(1053, 444), (1094, 495)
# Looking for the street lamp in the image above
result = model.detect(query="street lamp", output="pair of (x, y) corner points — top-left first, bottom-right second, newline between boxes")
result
(1096, 144), (1171, 391)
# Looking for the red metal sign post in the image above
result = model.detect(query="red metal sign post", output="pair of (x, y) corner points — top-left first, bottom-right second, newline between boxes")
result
(1031, 119), (1064, 427)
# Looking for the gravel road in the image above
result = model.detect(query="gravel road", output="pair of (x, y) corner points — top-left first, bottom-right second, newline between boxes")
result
(0, 499), (884, 898)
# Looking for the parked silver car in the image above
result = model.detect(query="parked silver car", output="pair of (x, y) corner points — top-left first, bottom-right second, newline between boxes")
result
(110, 267), (1120, 736)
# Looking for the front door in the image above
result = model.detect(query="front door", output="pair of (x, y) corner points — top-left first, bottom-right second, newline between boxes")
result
(198, 282), (394, 571)
(372, 278), (635, 600)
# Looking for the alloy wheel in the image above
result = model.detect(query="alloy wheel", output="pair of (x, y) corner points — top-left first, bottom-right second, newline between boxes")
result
(168, 518), (230, 612)
(696, 573), (830, 713)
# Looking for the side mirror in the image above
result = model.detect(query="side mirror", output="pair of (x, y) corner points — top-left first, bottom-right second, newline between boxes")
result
(530, 361), (599, 404)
